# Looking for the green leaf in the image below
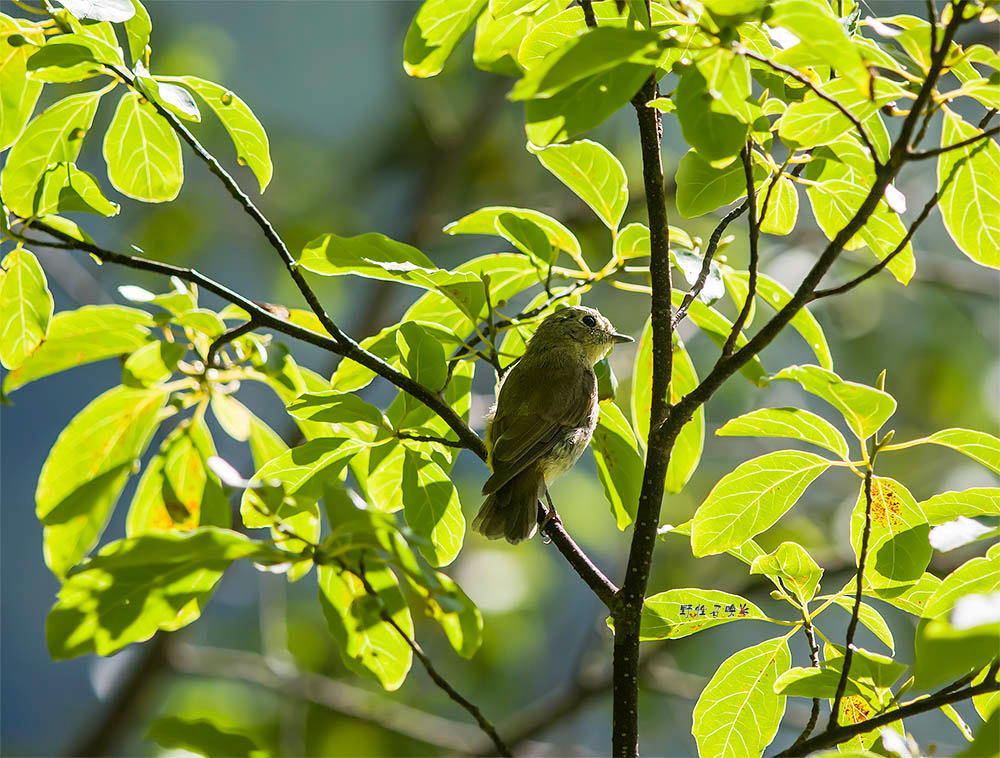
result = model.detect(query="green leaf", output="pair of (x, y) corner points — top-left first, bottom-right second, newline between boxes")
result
(397, 321), (448, 391)
(123, 0), (151, 66)
(286, 390), (385, 429)
(60, 0), (135, 22)
(173, 76), (272, 192)
(103, 91), (183, 202)
(826, 593), (895, 653)
(32, 161), (119, 217)
(874, 571), (941, 617)
(444, 205), (583, 267)
(126, 418), (230, 535)
(473, 2), (539, 76)
(774, 666), (858, 699)
(134, 65), (199, 122)
(147, 717), (265, 758)
(318, 561), (413, 690)
(926, 428), (1000, 475)
(0, 248), (52, 369)
(122, 340), (184, 386)
(525, 60), (653, 146)
(921, 488), (1000, 525)
(925, 544), (1000, 619)
(716, 407), (849, 459)
(591, 401), (643, 529)
(691, 637), (790, 758)
(675, 63), (748, 162)
(495, 212), (555, 265)
(350, 440), (406, 514)
(913, 614), (1000, 690)
(769, 0), (870, 93)
(777, 76), (902, 162)
(47, 528), (275, 659)
(961, 710), (1000, 758)
(528, 139), (628, 230)
(404, 0), (488, 78)
(209, 392), (251, 440)
(759, 175), (799, 236)
(749, 541), (823, 601)
(691, 450), (832, 556)
(248, 413), (288, 470)
(36, 385), (168, 577)
(403, 565), (483, 659)
(850, 477), (931, 592)
(0, 15), (44, 151)
(675, 149), (749, 219)
(25, 33), (119, 82)
(806, 135), (915, 285)
(509, 26), (660, 100)
(630, 320), (705, 492)
(1, 91), (102, 218)
(401, 449), (464, 567)
(724, 271), (833, 370)
(773, 364), (895, 440)
(638, 588), (766, 640)
(3, 304), (154, 393)
(252, 352), (342, 440)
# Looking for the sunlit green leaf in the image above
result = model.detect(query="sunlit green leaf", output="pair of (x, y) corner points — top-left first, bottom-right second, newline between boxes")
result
(397, 321), (448, 391)
(925, 544), (1000, 619)
(829, 595), (895, 653)
(675, 62), (747, 162)
(122, 340), (184, 387)
(0, 247), (52, 369)
(873, 571), (941, 617)
(318, 561), (413, 690)
(404, 0), (488, 78)
(3, 304), (154, 394)
(0, 15), (44, 151)
(444, 205), (582, 266)
(103, 91), (183, 202)
(749, 541), (823, 601)
(692, 450), (832, 556)
(123, 0), (151, 66)
(773, 364), (895, 440)
(173, 76), (272, 192)
(850, 477), (931, 592)
(921, 488), (1000, 525)
(401, 449), (464, 567)
(591, 401), (643, 529)
(716, 407), (849, 459)
(926, 428), (1000, 475)
(638, 588), (765, 640)
(47, 528), (277, 659)
(758, 175), (799, 236)
(913, 613), (1000, 690)
(33, 161), (119, 217)
(675, 148), (749, 218)
(286, 390), (385, 430)
(1, 91), (102, 218)
(134, 65), (200, 123)
(691, 637), (790, 758)
(60, 0), (135, 22)
(36, 385), (168, 578)
(404, 565), (483, 659)
(528, 139), (628, 230)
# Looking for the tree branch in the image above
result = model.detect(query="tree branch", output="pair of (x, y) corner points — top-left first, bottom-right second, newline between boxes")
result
(721, 144), (760, 357)
(907, 125), (1000, 160)
(778, 675), (1000, 756)
(739, 49), (882, 164)
(613, 70), (674, 758)
(206, 319), (258, 368)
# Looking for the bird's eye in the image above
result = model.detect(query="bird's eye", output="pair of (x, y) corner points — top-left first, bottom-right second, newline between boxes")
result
(582, 315), (597, 327)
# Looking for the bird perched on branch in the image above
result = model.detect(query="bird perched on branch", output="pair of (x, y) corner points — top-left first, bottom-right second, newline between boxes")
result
(473, 305), (633, 544)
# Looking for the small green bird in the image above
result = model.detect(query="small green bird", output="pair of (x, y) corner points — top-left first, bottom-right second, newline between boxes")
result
(473, 305), (633, 544)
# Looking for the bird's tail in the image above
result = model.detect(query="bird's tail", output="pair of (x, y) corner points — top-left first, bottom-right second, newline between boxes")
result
(472, 466), (543, 544)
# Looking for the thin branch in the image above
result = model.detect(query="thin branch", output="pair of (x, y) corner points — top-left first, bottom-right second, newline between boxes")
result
(206, 319), (258, 368)
(829, 450), (875, 727)
(580, 0), (597, 28)
(349, 561), (512, 757)
(740, 49), (882, 164)
(925, 0), (939, 55)
(537, 502), (619, 607)
(396, 432), (467, 449)
(908, 125), (1000, 159)
(778, 676), (1000, 756)
(787, 582), (822, 748)
(721, 144), (760, 357)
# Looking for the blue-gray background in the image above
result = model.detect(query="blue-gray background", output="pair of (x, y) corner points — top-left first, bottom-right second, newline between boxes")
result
(2, 2), (998, 756)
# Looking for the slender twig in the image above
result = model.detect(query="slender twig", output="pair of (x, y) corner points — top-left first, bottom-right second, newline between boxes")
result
(908, 125), (1000, 159)
(396, 432), (467, 449)
(829, 448), (875, 727)
(721, 145), (760, 357)
(580, 0), (597, 27)
(672, 201), (746, 327)
(740, 49), (882, 164)
(205, 320), (258, 368)
(349, 561), (512, 757)
(778, 677), (1000, 756)
(925, 0), (939, 55)
(790, 596), (822, 747)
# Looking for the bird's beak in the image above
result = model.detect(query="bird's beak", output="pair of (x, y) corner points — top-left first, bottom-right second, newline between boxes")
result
(612, 332), (634, 344)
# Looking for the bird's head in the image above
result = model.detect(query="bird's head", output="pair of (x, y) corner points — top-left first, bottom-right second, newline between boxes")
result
(527, 306), (633, 364)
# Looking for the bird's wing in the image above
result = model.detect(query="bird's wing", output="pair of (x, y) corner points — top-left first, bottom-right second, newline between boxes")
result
(482, 358), (595, 496)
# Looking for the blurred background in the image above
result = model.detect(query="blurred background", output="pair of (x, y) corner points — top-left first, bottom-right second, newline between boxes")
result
(1, 1), (998, 756)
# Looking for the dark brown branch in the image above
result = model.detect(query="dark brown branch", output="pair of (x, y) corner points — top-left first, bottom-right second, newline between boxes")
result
(206, 319), (258, 368)
(908, 125), (1000, 159)
(613, 71), (673, 758)
(740, 49), (881, 164)
(778, 676), (1000, 756)
(787, 578), (822, 749)
(721, 144), (760, 357)
(580, 0), (597, 27)
(829, 456), (874, 727)
(538, 502), (618, 607)
(350, 561), (512, 757)
(396, 432), (468, 449)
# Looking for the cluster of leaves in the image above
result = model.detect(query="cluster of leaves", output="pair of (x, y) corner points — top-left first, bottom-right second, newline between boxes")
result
(1, 0), (999, 755)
